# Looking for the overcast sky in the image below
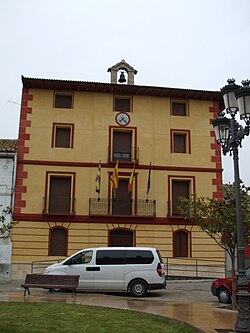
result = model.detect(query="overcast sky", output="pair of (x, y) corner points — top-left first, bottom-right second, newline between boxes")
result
(1, 0), (250, 185)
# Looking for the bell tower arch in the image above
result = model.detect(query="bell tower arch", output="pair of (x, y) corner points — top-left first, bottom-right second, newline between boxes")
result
(108, 59), (137, 85)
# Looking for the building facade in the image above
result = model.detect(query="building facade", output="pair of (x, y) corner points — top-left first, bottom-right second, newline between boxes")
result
(12, 61), (225, 278)
(0, 139), (17, 280)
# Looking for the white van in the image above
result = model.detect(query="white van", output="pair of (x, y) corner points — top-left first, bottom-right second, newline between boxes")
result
(44, 247), (166, 297)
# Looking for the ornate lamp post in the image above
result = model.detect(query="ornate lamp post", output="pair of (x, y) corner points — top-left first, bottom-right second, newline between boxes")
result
(213, 79), (250, 333)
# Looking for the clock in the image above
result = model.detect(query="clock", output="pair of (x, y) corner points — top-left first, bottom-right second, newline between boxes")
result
(115, 112), (130, 126)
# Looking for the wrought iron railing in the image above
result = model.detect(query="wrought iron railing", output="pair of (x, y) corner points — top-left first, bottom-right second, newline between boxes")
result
(108, 146), (139, 163)
(162, 257), (226, 279)
(89, 198), (156, 216)
(32, 257), (225, 279)
(167, 200), (184, 217)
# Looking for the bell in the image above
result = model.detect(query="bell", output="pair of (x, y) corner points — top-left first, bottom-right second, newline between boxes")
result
(118, 71), (126, 83)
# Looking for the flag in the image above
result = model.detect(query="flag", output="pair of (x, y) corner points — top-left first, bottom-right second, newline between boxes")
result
(128, 166), (135, 192)
(147, 162), (152, 195)
(95, 163), (101, 194)
(110, 161), (119, 190)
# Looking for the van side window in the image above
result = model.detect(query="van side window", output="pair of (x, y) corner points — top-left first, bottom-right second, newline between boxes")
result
(125, 250), (154, 264)
(65, 250), (93, 265)
(96, 250), (125, 265)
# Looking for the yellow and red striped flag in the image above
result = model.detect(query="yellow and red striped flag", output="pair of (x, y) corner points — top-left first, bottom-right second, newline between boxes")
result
(128, 165), (135, 192)
(110, 161), (119, 190)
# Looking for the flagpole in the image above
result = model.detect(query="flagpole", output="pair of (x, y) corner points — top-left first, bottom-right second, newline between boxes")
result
(98, 160), (101, 201)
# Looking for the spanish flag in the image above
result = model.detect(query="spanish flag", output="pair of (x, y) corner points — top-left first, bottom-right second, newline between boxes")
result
(128, 166), (135, 192)
(110, 161), (119, 190)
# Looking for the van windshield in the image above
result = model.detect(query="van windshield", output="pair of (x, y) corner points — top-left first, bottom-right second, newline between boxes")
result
(65, 250), (93, 265)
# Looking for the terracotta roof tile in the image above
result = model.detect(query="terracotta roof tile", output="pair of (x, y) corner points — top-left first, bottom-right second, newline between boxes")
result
(0, 139), (18, 152)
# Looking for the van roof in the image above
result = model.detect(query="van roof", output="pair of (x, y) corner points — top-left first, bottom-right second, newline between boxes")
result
(83, 247), (158, 251)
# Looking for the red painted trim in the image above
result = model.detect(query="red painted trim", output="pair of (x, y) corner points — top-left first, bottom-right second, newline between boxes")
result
(209, 102), (223, 200)
(13, 212), (196, 226)
(18, 159), (222, 174)
(14, 88), (33, 215)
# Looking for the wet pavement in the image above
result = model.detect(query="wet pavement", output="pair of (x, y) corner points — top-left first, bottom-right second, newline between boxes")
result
(0, 279), (237, 333)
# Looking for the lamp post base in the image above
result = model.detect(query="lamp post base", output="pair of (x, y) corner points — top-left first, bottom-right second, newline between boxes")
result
(235, 290), (250, 332)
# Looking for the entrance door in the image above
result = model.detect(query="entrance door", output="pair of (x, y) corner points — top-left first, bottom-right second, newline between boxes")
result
(109, 230), (134, 247)
(112, 179), (132, 215)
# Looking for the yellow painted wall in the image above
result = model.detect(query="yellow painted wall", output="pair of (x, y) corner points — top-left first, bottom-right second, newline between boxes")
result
(12, 221), (224, 263)
(12, 87), (224, 270)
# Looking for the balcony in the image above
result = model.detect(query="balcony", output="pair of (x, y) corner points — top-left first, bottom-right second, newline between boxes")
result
(43, 196), (76, 215)
(108, 146), (139, 163)
(89, 198), (156, 217)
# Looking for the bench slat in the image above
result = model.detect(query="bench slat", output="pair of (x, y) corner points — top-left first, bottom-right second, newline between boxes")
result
(21, 274), (80, 296)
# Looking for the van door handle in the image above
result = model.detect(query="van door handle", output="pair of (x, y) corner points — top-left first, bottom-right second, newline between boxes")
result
(86, 267), (100, 271)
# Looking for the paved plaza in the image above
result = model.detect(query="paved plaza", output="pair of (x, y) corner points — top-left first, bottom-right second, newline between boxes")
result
(0, 279), (237, 333)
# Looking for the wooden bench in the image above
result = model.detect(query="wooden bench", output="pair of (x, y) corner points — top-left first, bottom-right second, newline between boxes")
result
(21, 274), (80, 296)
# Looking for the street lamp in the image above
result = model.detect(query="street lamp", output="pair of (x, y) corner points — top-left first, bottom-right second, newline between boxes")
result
(213, 78), (250, 333)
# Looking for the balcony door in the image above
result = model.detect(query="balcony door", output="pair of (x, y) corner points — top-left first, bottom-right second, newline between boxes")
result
(112, 179), (132, 215)
(49, 176), (71, 213)
(113, 131), (132, 162)
(172, 180), (190, 216)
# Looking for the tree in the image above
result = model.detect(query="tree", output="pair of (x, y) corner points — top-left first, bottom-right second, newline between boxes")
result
(0, 206), (15, 238)
(178, 182), (250, 310)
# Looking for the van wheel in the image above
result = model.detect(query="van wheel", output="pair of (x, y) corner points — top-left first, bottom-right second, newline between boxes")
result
(129, 280), (148, 297)
(49, 288), (62, 293)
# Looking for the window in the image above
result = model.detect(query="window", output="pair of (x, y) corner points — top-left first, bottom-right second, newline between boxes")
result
(114, 96), (132, 112)
(171, 180), (190, 216)
(95, 249), (154, 265)
(174, 133), (186, 153)
(49, 227), (67, 256)
(173, 230), (189, 257)
(125, 250), (154, 264)
(96, 250), (125, 265)
(171, 130), (190, 154)
(47, 176), (73, 214)
(171, 101), (188, 116)
(52, 123), (74, 148)
(54, 93), (73, 109)
(109, 229), (134, 247)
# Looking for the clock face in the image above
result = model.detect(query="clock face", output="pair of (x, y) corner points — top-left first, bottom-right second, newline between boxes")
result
(115, 112), (130, 126)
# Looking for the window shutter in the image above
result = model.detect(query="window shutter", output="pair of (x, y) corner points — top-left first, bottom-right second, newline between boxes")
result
(55, 128), (71, 148)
